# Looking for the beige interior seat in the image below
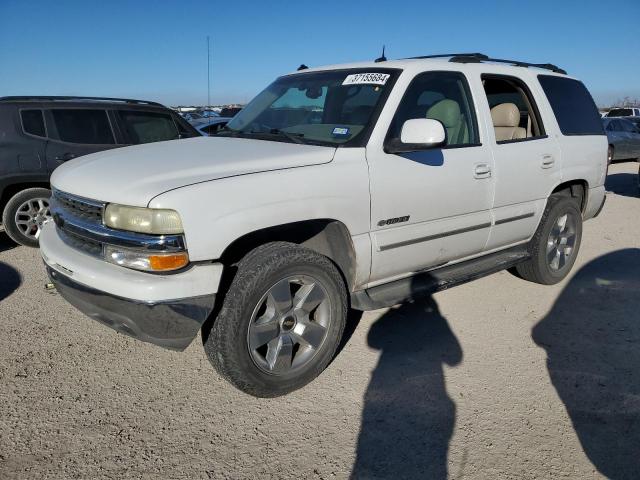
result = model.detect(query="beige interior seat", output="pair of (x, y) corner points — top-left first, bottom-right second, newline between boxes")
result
(491, 103), (526, 141)
(426, 99), (468, 144)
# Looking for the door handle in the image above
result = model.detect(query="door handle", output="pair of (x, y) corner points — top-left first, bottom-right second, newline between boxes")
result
(55, 152), (76, 162)
(541, 154), (555, 169)
(474, 163), (492, 179)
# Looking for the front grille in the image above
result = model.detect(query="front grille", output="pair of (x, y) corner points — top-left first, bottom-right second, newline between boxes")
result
(59, 229), (103, 258)
(52, 190), (104, 224)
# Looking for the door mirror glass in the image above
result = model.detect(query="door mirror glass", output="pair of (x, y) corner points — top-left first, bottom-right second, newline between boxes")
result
(386, 118), (446, 153)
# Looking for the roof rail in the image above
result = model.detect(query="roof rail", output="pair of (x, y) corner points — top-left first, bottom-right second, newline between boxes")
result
(404, 53), (567, 75)
(407, 53), (489, 60)
(0, 96), (166, 107)
(449, 55), (567, 74)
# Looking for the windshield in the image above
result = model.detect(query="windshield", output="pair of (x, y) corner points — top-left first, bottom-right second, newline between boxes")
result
(219, 68), (399, 146)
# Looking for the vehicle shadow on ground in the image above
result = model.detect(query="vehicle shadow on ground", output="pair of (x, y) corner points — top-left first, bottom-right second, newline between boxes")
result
(351, 296), (461, 479)
(605, 172), (638, 198)
(532, 248), (640, 479)
(0, 232), (17, 253)
(0, 261), (21, 302)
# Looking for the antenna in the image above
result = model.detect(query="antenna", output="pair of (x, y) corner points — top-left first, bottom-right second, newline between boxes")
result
(207, 36), (211, 107)
(374, 45), (387, 63)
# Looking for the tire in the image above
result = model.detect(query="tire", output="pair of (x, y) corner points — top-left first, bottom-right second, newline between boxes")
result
(2, 188), (52, 247)
(203, 242), (348, 397)
(607, 145), (614, 164)
(515, 195), (583, 285)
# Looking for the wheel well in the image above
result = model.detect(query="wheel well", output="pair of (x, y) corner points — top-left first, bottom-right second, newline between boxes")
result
(551, 180), (587, 213)
(220, 219), (357, 291)
(0, 182), (50, 216)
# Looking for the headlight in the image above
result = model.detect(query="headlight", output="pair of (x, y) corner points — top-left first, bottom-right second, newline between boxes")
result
(104, 245), (189, 272)
(104, 204), (183, 234)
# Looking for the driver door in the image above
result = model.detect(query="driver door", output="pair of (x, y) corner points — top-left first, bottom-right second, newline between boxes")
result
(366, 71), (495, 284)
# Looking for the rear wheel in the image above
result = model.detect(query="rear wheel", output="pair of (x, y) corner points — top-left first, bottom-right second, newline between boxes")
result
(203, 242), (348, 397)
(2, 188), (52, 247)
(515, 195), (583, 285)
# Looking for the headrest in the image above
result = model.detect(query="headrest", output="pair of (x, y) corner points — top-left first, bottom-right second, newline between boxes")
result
(426, 99), (461, 128)
(491, 103), (520, 127)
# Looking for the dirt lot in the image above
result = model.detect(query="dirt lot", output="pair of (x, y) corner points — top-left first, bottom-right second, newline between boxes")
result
(0, 161), (638, 480)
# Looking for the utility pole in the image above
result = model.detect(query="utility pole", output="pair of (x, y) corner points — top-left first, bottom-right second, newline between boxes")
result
(207, 36), (211, 107)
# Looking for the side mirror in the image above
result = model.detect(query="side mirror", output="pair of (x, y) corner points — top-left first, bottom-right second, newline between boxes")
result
(385, 118), (446, 154)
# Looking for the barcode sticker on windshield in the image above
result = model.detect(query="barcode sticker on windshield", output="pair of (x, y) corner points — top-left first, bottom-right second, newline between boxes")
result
(342, 73), (390, 86)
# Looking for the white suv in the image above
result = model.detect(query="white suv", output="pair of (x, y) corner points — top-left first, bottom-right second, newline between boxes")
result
(40, 53), (607, 397)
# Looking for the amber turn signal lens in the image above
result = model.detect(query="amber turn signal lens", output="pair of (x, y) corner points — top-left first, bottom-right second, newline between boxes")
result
(148, 253), (189, 271)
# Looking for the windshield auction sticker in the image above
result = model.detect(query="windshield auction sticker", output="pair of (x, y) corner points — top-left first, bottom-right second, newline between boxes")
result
(342, 73), (390, 86)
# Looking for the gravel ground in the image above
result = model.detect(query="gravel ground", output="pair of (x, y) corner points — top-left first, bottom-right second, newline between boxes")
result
(1, 161), (639, 480)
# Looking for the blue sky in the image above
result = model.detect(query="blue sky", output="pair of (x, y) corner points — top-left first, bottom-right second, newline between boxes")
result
(1, 0), (638, 107)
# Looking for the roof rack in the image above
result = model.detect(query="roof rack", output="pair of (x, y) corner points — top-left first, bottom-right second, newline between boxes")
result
(0, 96), (165, 107)
(448, 53), (567, 74)
(405, 53), (567, 75)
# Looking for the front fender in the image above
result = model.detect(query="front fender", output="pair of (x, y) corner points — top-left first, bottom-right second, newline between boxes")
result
(149, 148), (371, 262)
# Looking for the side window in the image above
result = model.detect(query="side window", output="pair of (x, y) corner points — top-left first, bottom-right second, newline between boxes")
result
(20, 109), (46, 137)
(482, 75), (545, 143)
(173, 115), (197, 138)
(118, 110), (179, 144)
(388, 71), (478, 147)
(51, 109), (115, 144)
(538, 75), (604, 136)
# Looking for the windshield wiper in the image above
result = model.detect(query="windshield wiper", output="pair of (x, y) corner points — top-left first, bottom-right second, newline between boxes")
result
(268, 128), (306, 145)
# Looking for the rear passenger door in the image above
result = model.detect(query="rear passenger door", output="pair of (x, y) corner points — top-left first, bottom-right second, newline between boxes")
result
(17, 108), (48, 173)
(44, 108), (121, 173)
(479, 73), (562, 251)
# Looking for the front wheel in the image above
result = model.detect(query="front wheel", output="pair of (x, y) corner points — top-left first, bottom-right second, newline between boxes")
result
(203, 242), (348, 397)
(515, 195), (583, 285)
(2, 188), (52, 247)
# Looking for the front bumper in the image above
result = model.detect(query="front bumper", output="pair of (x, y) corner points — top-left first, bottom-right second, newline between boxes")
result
(40, 221), (222, 351)
(46, 264), (215, 350)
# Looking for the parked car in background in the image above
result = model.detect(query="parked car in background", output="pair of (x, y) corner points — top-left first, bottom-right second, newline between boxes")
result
(0, 96), (199, 247)
(181, 112), (204, 122)
(219, 106), (243, 117)
(192, 117), (232, 136)
(602, 117), (640, 162)
(605, 107), (640, 117)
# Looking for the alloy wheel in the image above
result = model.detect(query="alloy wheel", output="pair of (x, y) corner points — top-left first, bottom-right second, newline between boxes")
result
(546, 212), (577, 271)
(14, 197), (51, 240)
(247, 275), (331, 375)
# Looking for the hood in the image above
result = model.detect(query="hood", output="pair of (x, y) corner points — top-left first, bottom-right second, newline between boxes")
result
(51, 136), (336, 206)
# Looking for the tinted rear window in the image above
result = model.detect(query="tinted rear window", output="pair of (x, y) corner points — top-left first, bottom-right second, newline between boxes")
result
(118, 110), (179, 144)
(538, 75), (604, 136)
(607, 108), (633, 117)
(51, 109), (115, 144)
(21, 109), (46, 137)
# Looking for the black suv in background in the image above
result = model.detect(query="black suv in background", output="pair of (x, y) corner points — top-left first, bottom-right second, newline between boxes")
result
(0, 96), (199, 247)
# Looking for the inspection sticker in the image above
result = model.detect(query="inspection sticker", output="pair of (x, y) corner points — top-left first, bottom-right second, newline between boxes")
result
(342, 72), (390, 86)
(332, 126), (351, 137)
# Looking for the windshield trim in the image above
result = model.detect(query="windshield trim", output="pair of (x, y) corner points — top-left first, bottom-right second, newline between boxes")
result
(219, 67), (402, 148)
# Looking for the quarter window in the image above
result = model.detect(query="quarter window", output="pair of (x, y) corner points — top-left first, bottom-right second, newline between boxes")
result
(118, 110), (179, 144)
(482, 75), (545, 143)
(388, 71), (479, 147)
(538, 75), (604, 136)
(21, 109), (46, 137)
(51, 109), (115, 144)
